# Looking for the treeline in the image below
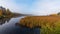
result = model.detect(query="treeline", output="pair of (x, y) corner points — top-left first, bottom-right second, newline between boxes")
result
(49, 12), (60, 16)
(0, 7), (13, 18)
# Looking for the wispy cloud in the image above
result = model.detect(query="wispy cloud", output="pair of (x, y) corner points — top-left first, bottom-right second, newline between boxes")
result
(0, 0), (60, 15)
(32, 0), (60, 15)
(0, 0), (29, 13)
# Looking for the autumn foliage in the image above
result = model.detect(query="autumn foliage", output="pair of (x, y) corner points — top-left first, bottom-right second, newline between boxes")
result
(0, 9), (3, 16)
(0, 8), (13, 18)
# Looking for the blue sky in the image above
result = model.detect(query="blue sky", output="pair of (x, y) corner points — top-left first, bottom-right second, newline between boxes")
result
(0, 0), (60, 15)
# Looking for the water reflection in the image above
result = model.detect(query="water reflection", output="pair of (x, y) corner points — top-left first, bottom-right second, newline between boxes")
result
(0, 18), (11, 25)
(15, 22), (40, 34)
(0, 16), (40, 34)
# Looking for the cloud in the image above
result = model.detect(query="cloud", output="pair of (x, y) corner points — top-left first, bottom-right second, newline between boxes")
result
(32, 0), (60, 15)
(0, 0), (60, 15)
(0, 0), (29, 13)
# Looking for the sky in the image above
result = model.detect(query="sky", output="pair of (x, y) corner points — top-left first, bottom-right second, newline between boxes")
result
(0, 0), (60, 15)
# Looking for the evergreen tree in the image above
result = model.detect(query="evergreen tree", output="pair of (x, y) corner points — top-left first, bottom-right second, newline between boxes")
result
(6, 9), (11, 15)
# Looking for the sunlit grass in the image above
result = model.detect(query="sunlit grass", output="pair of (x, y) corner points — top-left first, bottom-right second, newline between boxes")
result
(19, 16), (60, 34)
(40, 21), (60, 34)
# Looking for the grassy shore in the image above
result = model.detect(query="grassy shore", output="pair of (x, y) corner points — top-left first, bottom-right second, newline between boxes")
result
(19, 16), (60, 34)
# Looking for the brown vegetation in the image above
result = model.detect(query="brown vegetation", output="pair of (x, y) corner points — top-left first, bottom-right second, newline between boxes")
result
(49, 14), (58, 16)
(0, 9), (3, 16)
(19, 16), (60, 28)
(0, 6), (13, 18)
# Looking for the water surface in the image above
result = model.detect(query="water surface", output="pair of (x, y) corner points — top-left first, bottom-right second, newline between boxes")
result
(0, 16), (40, 34)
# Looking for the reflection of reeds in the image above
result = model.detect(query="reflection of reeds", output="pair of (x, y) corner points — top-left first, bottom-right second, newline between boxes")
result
(19, 16), (60, 34)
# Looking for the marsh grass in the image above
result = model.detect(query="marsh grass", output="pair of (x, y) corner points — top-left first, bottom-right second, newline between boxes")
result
(40, 20), (60, 34)
(20, 16), (60, 34)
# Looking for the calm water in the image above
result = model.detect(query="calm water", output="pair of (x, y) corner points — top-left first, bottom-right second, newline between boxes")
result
(0, 16), (40, 34)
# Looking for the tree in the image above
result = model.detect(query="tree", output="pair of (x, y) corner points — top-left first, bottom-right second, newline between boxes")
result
(0, 9), (3, 16)
(6, 9), (11, 15)
(57, 12), (60, 15)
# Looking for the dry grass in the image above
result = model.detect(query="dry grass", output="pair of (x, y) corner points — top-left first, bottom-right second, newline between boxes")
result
(19, 15), (60, 34)
(20, 16), (60, 28)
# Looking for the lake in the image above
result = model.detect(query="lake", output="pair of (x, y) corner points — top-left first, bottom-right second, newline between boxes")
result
(0, 16), (40, 34)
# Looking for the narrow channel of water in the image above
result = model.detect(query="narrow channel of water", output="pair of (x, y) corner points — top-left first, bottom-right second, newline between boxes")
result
(0, 16), (40, 34)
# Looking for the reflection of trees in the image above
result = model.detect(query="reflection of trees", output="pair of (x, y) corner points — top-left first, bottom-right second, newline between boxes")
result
(0, 18), (11, 25)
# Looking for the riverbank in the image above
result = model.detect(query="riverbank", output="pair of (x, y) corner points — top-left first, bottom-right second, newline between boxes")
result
(18, 16), (60, 34)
